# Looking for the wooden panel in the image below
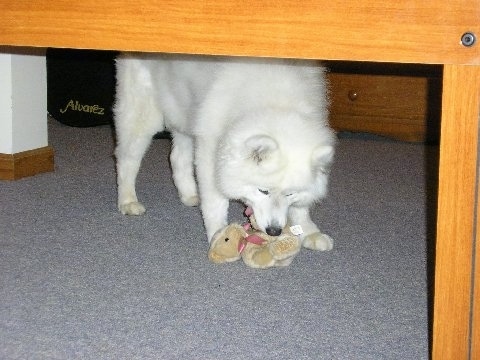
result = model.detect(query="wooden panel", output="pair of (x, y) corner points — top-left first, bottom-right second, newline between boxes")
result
(330, 113), (426, 142)
(0, 146), (54, 180)
(433, 65), (480, 359)
(328, 72), (439, 142)
(474, 182), (480, 359)
(0, 0), (478, 65)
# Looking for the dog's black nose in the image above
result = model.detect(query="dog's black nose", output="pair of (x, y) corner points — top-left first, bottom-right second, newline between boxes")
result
(266, 226), (282, 237)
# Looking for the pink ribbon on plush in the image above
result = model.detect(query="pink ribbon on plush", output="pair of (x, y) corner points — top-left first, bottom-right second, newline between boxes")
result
(237, 206), (266, 253)
(237, 233), (266, 253)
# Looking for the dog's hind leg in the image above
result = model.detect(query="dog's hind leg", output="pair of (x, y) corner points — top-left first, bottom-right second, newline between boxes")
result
(289, 206), (334, 251)
(114, 56), (163, 215)
(170, 131), (199, 206)
(115, 128), (158, 215)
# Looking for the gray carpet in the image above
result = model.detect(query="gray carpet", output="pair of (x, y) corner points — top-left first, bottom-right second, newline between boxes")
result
(0, 118), (435, 359)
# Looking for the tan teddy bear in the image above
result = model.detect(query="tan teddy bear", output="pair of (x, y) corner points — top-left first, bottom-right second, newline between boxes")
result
(208, 208), (302, 269)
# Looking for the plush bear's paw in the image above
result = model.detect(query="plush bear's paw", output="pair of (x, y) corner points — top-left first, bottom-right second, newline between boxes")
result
(274, 257), (295, 267)
(269, 236), (302, 260)
(302, 232), (334, 251)
(209, 249), (240, 264)
(248, 250), (276, 269)
(181, 195), (200, 207)
(119, 201), (146, 216)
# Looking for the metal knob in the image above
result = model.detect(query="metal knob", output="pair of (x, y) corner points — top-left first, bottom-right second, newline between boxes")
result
(348, 90), (358, 101)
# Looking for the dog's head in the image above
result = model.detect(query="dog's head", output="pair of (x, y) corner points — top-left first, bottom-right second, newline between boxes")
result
(216, 111), (336, 236)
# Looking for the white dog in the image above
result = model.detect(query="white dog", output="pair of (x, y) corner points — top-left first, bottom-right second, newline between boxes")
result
(114, 53), (336, 250)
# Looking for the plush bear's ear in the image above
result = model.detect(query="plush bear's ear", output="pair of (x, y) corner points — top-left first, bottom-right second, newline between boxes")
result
(312, 145), (334, 175)
(244, 135), (278, 164)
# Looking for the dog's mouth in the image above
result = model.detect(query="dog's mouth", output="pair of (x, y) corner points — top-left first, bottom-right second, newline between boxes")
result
(244, 206), (283, 236)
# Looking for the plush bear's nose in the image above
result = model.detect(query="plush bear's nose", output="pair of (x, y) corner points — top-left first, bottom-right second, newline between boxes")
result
(266, 226), (282, 237)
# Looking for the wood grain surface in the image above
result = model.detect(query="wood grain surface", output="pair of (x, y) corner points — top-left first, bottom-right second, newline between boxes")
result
(433, 65), (480, 360)
(0, 146), (54, 180)
(0, 0), (478, 64)
(328, 72), (439, 142)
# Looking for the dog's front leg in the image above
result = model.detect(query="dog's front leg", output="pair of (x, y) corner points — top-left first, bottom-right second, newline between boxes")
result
(200, 193), (229, 243)
(288, 206), (333, 251)
(195, 139), (229, 242)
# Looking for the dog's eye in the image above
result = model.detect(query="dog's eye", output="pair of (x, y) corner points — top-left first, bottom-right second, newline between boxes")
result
(258, 189), (269, 195)
(225, 237), (229, 242)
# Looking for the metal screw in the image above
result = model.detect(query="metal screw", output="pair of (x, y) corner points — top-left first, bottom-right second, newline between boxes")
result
(461, 32), (476, 47)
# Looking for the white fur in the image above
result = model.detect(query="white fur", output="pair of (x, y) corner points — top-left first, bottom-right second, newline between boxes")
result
(114, 53), (336, 248)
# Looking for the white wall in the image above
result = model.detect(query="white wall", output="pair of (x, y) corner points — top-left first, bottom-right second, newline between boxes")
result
(0, 49), (47, 154)
(0, 53), (13, 153)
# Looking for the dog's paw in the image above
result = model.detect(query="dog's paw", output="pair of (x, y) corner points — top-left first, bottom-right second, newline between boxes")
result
(119, 201), (146, 216)
(302, 232), (334, 251)
(181, 195), (200, 207)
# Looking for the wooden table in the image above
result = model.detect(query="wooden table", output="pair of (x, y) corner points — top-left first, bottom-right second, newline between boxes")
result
(1, 1), (478, 358)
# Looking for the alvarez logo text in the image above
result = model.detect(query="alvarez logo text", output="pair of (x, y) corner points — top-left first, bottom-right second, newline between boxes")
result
(60, 100), (105, 115)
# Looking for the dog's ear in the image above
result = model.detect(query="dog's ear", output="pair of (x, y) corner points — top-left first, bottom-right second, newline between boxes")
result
(244, 135), (278, 164)
(312, 145), (334, 175)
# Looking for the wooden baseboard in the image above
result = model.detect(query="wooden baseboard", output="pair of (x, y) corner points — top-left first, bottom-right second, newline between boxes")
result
(0, 146), (54, 180)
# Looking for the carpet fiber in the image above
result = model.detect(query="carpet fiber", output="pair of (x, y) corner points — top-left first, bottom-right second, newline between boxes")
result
(0, 118), (435, 359)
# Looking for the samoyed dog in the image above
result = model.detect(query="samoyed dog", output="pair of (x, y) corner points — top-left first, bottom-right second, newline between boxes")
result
(114, 53), (336, 250)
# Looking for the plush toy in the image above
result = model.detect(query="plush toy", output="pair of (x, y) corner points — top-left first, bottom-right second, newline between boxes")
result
(208, 208), (302, 269)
